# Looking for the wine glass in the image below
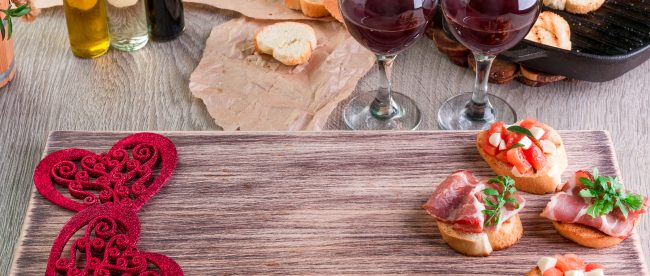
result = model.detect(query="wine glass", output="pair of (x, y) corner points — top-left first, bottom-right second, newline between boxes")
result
(438, 0), (540, 130)
(339, 0), (437, 130)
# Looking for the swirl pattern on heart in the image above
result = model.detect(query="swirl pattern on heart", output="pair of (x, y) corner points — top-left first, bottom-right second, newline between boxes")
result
(34, 133), (178, 212)
(47, 203), (183, 276)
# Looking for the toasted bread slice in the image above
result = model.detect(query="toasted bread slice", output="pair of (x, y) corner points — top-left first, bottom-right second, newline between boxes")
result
(300, 0), (330, 18)
(543, 0), (566, 10)
(565, 0), (605, 14)
(525, 267), (543, 276)
(525, 11), (571, 50)
(254, 22), (317, 66)
(553, 221), (626, 248)
(285, 0), (302, 10)
(437, 214), (523, 257)
(476, 129), (568, 195)
(323, 0), (343, 22)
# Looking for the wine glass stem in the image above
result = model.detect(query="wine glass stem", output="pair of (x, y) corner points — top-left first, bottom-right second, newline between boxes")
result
(466, 54), (496, 120)
(371, 54), (398, 119)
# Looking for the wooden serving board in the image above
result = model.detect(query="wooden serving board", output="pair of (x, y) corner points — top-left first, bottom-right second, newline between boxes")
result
(10, 131), (649, 275)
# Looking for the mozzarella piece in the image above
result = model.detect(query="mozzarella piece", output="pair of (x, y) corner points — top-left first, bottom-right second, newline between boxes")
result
(530, 127), (546, 140)
(584, 269), (604, 276)
(565, 270), (585, 276)
(541, 140), (557, 154)
(511, 166), (524, 177)
(489, 133), (502, 147)
(498, 140), (506, 151)
(519, 136), (533, 150)
(537, 257), (557, 273)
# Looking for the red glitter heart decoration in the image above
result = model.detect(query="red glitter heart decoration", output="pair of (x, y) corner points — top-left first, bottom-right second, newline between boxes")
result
(34, 133), (178, 212)
(46, 203), (183, 275)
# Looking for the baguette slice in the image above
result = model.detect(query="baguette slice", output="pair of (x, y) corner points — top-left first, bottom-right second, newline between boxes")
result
(323, 0), (343, 22)
(525, 11), (571, 51)
(565, 0), (605, 14)
(300, 0), (330, 18)
(437, 214), (523, 257)
(553, 221), (626, 248)
(476, 128), (568, 194)
(284, 0), (302, 10)
(254, 22), (317, 66)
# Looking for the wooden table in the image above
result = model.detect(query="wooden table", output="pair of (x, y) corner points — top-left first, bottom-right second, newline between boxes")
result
(1, 4), (649, 274)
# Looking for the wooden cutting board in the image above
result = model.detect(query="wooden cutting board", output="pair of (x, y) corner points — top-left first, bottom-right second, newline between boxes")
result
(10, 131), (649, 275)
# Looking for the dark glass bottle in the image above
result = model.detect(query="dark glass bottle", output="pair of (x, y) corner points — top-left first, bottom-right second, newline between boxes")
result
(145, 0), (185, 41)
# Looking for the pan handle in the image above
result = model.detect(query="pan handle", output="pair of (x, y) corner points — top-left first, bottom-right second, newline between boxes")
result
(501, 43), (548, 63)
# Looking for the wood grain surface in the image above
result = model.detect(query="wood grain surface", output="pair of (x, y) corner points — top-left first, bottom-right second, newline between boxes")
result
(9, 131), (649, 275)
(1, 4), (650, 275)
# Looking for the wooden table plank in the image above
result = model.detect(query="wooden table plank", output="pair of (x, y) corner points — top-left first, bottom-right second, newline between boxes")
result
(1, 4), (650, 275)
(10, 131), (648, 275)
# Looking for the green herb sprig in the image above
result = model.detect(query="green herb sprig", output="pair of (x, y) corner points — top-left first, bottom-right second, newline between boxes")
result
(482, 176), (520, 227)
(578, 168), (644, 219)
(507, 125), (542, 149)
(1, 4), (31, 40)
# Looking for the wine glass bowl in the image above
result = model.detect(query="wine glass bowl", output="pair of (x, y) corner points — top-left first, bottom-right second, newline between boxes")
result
(339, 0), (436, 130)
(438, 0), (540, 130)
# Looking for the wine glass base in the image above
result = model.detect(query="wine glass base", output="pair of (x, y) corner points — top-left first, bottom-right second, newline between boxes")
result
(343, 91), (422, 130)
(437, 92), (516, 130)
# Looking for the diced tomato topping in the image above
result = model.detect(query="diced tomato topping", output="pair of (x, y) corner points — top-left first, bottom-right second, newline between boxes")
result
(496, 151), (509, 164)
(555, 254), (586, 272)
(585, 263), (605, 272)
(518, 118), (551, 140)
(574, 170), (593, 188)
(542, 267), (563, 276)
(575, 170), (593, 182)
(518, 118), (539, 130)
(504, 132), (524, 149)
(488, 121), (506, 137)
(483, 121), (506, 156)
(507, 148), (532, 174)
(524, 145), (547, 171)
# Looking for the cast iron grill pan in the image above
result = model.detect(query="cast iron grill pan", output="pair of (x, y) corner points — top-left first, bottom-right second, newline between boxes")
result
(438, 1), (650, 82)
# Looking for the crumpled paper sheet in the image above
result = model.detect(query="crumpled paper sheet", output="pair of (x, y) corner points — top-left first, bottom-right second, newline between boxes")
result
(189, 17), (375, 130)
(35, 0), (330, 20)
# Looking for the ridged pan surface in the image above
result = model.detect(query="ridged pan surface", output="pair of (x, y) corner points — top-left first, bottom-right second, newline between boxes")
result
(547, 0), (650, 56)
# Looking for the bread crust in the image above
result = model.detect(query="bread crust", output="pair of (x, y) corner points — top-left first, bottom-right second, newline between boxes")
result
(553, 221), (626, 248)
(525, 267), (543, 276)
(300, 0), (330, 18)
(284, 0), (302, 10)
(565, 0), (605, 14)
(437, 214), (523, 257)
(323, 0), (343, 22)
(476, 129), (568, 195)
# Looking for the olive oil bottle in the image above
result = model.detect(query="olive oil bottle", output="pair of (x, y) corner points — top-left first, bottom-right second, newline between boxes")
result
(63, 0), (110, 58)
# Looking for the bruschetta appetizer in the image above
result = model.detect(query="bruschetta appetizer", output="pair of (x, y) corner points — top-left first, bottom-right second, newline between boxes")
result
(477, 118), (568, 194)
(541, 169), (648, 248)
(525, 254), (605, 276)
(422, 171), (525, 256)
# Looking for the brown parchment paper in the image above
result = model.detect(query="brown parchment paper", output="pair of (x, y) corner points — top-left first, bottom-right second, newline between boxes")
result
(35, 0), (331, 21)
(189, 17), (375, 131)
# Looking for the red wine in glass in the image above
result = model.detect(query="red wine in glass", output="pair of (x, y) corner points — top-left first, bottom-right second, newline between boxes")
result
(443, 0), (539, 55)
(437, 0), (540, 130)
(339, 0), (436, 130)
(341, 0), (435, 55)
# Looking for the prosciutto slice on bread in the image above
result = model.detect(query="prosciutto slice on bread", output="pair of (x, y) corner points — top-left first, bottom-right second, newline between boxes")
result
(422, 170), (525, 233)
(541, 171), (649, 238)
